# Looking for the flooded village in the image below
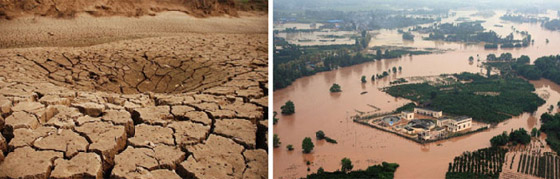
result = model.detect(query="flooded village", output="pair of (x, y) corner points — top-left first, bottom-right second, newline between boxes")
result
(273, 0), (560, 178)
(354, 107), (484, 143)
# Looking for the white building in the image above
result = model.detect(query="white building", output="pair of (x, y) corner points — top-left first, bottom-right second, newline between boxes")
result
(414, 108), (443, 118)
(400, 111), (414, 120)
(449, 116), (472, 132)
(437, 116), (472, 132)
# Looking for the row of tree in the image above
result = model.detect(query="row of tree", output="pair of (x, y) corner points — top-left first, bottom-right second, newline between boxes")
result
(516, 153), (559, 178)
(307, 159), (399, 178)
(446, 147), (508, 178)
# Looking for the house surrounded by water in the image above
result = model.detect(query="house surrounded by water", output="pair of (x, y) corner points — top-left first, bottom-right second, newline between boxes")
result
(437, 116), (472, 132)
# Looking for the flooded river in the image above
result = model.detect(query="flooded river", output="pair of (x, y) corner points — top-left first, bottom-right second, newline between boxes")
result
(273, 10), (560, 178)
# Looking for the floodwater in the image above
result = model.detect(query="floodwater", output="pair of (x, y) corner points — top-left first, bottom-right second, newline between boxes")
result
(273, 10), (560, 178)
(275, 30), (357, 46)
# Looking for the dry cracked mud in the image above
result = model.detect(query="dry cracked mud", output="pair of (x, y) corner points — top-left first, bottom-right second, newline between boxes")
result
(0, 31), (268, 178)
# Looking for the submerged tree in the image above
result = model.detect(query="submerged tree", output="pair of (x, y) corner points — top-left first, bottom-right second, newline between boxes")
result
(382, 71), (389, 76)
(273, 134), (281, 148)
(281, 100), (295, 115)
(490, 132), (509, 147)
(316, 130), (326, 139)
(302, 137), (314, 153)
(341, 158), (354, 173)
(317, 167), (325, 174)
(273, 111), (279, 125)
(330, 83), (342, 92)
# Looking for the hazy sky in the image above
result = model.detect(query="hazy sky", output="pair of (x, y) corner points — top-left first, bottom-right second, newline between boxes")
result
(274, 0), (560, 12)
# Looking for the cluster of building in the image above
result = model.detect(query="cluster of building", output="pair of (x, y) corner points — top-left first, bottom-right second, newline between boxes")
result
(378, 107), (473, 140)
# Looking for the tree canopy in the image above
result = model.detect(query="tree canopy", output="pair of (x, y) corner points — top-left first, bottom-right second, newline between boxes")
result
(490, 128), (530, 147)
(540, 113), (560, 153)
(281, 100), (295, 115)
(316, 130), (326, 139)
(341, 158), (354, 173)
(273, 134), (281, 148)
(385, 73), (544, 123)
(330, 83), (342, 92)
(302, 137), (315, 153)
(307, 162), (399, 179)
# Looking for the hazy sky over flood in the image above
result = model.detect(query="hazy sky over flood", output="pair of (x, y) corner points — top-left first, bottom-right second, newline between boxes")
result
(274, 0), (560, 12)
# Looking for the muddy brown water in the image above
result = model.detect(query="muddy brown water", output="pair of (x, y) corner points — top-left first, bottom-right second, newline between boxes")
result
(273, 10), (560, 178)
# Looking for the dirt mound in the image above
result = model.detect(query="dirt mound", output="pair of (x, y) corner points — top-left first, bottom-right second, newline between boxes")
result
(0, 0), (267, 19)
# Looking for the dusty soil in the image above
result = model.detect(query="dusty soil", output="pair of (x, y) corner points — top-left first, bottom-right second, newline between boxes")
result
(0, 11), (268, 179)
(0, 11), (268, 49)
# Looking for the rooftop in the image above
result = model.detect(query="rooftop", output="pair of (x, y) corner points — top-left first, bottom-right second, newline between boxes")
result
(454, 116), (472, 122)
(414, 107), (442, 113)
(408, 119), (435, 130)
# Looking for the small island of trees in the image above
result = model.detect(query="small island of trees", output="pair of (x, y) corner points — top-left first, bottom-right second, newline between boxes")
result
(286, 144), (294, 151)
(330, 83), (342, 92)
(490, 128), (531, 147)
(413, 21), (532, 49)
(281, 100), (295, 115)
(302, 137), (314, 153)
(402, 31), (415, 41)
(316, 130), (338, 144)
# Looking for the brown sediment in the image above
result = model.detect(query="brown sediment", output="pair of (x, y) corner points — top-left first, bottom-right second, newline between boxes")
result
(0, 9), (268, 179)
(273, 10), (560, 179)
(0, 11), (268, 48)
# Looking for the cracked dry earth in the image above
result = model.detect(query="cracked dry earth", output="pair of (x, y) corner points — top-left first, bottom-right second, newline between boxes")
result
(0, 34), (268, 178)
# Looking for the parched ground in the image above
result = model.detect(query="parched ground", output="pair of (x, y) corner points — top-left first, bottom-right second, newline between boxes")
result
(0, 24), (268, 178)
